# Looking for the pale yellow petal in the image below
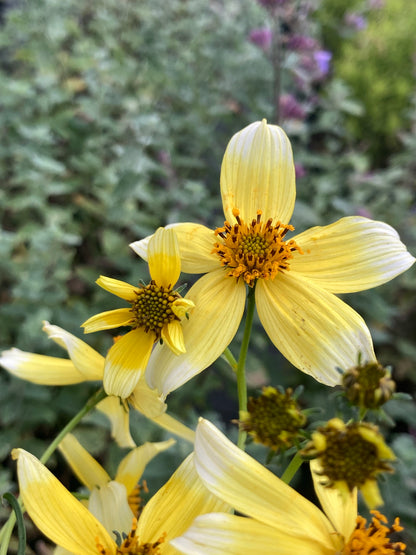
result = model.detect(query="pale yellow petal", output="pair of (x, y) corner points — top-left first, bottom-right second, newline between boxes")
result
(311, 459), (357, 542)
(82, 308), (134, 333)
(149, 412), (196, 443)
(255, 272), (376, 386)
(194, 419), (337, 549)
(97, 396), (135, 448)
(137, 454), (229, 546)
(103, 329), (154, 398)
(115, 439), (175, 493)
(360, 479), (384, 509)
(96, 276), (138, 301)
(0, 349), (85, 385)
(161, 320), (186, 355)
(130, 223), (218, 274)
(129, 375), (167, 418)
(148, 227), (181, 288)
(220, 119), (296, 224)
(291, 216), (415, 293)
(171, 513), (337, 555)
(88, 481), (133, 538)
(58, 434), (110, 490)
(145, 269), (246, 396)
(42, 321), (104, 380)
(12, 449), (115, 555)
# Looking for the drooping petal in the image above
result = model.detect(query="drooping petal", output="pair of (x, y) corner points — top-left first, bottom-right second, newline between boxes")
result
(103, 329), (154, 398)
(130, 223), (218, 274)
(82, 308), (134, 333)
(12, 449), (115, 555)
(255, 272), (376, 386)
(145, 269), (246, 397)
(88, 481), (134, 538)
(42, 321), (104, 380)
(58, 434), (110, 490)
(311, 459), (357, 543)
(291, 216), (415, 293)
(220, 119), (296, 224)
(137, 454), (230, 547)
(171, 512), (337, 555)
(115, 439), (175, 494)
(161, 320), (186, 355)
(129, 375), (167, 418)
(97, 396), (135, 448)
(148, 227), (181, 288)
(149, 411), (196, 443)
(193, 419), (338, 550)
(96, 276), (138, 302)
(0, 349), (85, 385)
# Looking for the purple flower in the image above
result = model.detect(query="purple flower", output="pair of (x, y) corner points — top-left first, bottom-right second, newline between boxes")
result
(279, 94), (306, 120)
(249, 27), (273, 51)
(314, 50), (332, 76)
(295, 163), (307, 179)
(287, 35), (317, 52)
(345, 12), (367, 30)
(258, 0), (289, 7)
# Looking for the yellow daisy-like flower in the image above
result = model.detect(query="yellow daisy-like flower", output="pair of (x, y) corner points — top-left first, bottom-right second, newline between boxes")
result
(12, 446), (229, 555)
(171, 419), (406, 555)
(132, 120), (415, 396)
(0, 321), (195, 446)
(82, 227), (194, 399)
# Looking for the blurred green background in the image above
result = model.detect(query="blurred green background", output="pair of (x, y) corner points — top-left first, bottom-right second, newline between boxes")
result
(0, 0), (415, 552)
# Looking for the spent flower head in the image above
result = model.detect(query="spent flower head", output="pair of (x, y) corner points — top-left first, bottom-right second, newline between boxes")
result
(342, 359), (396, 410)
(239, 386), (306, 452)
(302, 418), (395, 508)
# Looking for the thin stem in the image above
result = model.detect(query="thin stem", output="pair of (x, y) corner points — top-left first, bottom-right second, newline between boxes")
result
(280, 451), (304, 485)
(0, 387), (107, 553)
(236, 286), (256, 450)
(222, 347), (238, 373)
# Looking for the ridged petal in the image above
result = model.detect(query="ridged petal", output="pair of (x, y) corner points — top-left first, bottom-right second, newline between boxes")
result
(291, 216), (415, 293)
(88, 481), (133, 538)
(145, 269), (246, 396)
(148, 227), (181, 288)
(115, 439), (175, 494)
(82, 308), (134, 333)
(58, 434), (110, 490)
(171, 512), (337, 555)
(220, 119), (296, 224)
(129, 375), (167, 418)
(130, 223), (219, 274)
(161, 320), (186, 355)
(103, 329), (154, 398)
(12, 449), (115, 555)
(194, 419), (338, 550)
(149, 412), (196, 443)
(42, 321), (103, 380)
(311, 460), (357, 543)
(97, 396), (135, 448)
(95, 276), (137, 301)
(255, 272), (376, 385)
(137, 454), (230, 547)
(0, 349), (85, 385)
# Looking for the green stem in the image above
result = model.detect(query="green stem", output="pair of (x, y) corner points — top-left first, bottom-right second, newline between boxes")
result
(0, 387), (107, 553)
(236, 286), (256, 450)
(222, 347), (238, 372)
(280, 451), (304, 485)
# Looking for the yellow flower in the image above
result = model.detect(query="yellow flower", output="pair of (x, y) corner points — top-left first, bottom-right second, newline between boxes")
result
(132, 120), (414, 395)
(0, 321), (195, 446)
(82, 227), (194, 399)
(171, 419), (406, 555)
(12, 446), (229, 555)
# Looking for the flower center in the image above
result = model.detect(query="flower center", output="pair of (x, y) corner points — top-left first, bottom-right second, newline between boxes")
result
(212, 208), (303, 287)
(343, 511), (406, 554)
(130, 281), (181, 338)
(239, 386), (306, 452)
(342, 361), (396, 409)
(96, 518), (166, 555)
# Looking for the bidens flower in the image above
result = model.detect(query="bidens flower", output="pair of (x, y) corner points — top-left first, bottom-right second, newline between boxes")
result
(13, 447), (229, 555)
(0, 321), (195, 446)
(132, 120), (414, 396)
(171, 419), (406, 555)
(82, 227), (194, 399)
